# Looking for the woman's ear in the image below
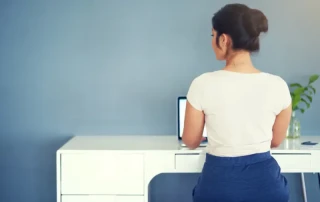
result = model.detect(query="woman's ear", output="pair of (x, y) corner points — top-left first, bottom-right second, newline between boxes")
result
(220, 33), (230, 48)
(219, 34), (229, 58)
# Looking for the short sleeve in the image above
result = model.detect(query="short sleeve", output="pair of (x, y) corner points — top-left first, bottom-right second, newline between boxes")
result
(186, 76), (204, 111)
(278, 77), (292, 112)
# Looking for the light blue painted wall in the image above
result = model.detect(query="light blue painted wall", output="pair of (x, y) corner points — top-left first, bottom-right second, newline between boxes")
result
(0, 0), (319, 201)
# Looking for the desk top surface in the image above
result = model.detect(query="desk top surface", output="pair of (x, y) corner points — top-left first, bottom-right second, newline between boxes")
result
(58, 135), (320, 153)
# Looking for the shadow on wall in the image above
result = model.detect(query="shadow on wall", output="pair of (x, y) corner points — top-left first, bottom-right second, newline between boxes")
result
(149, 173), (306, 202)
(0, 133), (72, 202)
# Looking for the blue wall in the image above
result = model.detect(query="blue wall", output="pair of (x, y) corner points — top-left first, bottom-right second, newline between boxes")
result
(0, 0), (320, 201)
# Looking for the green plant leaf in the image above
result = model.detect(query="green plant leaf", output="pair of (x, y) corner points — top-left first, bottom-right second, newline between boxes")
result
(290, 83), (302, 88)
(303, 87), (312, 95)
(293, 87), (304, 96)
(304, 94), (313, 103)
(300, 108), (305, 113)
(309, 86), (316, 94)
(301, 98), (310, 108)
(302, 90), (312, 97)
(308, 74), (319, 84)
(292, 95), (301, 109)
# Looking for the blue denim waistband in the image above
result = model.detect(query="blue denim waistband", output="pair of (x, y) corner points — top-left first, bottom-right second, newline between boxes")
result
(205, 151), (272, 166)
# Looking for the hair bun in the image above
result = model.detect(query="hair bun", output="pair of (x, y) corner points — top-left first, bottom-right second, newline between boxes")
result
(212, 3), (268, 52)
(243, 8), (268, 37)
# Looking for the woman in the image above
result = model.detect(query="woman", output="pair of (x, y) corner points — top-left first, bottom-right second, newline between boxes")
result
(182, 3), (292, 202)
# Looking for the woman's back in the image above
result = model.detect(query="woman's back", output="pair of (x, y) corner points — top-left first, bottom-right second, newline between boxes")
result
(190, 69), (291, 202)
(188, 70), (291, 157)
(181, 3), (292, 201)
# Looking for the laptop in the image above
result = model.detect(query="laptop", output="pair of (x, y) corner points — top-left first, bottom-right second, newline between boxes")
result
(177, 96), (207, 147)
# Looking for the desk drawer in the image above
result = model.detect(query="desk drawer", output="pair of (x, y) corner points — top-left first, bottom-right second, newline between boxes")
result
(61, 153), (144, 195)
(272, 153), (312, 170)
(175, 153), (205, 172)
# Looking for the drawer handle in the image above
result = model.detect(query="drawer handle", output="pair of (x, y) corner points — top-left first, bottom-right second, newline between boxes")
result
(175, 153), (200, 156)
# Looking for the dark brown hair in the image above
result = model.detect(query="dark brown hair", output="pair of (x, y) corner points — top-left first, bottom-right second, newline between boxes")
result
(212, 4), (268, 52)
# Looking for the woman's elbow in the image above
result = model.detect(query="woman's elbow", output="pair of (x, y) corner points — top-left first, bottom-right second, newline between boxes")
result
(271, 139), (282, 148)
(271, 142), (280, 148)
(182, 136), (200, 149)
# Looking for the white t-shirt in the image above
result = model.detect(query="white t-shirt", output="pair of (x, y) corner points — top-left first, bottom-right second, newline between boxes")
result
(187, 70), (291, 157)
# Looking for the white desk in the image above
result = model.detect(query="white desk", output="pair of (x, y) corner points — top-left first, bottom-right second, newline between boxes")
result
(56, 135), (320, 202)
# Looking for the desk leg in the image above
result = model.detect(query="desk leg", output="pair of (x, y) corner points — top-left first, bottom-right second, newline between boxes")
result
(301, 173), (307, 202)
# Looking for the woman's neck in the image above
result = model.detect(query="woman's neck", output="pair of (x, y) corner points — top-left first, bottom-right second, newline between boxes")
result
(224, 51), (259, 73)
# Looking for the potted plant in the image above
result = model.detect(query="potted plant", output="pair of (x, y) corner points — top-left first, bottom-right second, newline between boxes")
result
(288, 74), (319, 138)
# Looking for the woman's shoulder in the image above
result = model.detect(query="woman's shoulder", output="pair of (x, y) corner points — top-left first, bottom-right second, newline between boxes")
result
(192, 70), (224, 81)
(260, 72), (288, 84)
(192, 71), (288, 86)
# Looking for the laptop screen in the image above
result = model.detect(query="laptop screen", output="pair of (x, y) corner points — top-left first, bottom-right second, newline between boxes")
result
(178, 97), (207, 138)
